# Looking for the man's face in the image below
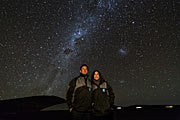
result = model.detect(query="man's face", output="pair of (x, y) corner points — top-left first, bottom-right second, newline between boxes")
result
(80, 66), (88, 75)
(94, 71), (100, 80)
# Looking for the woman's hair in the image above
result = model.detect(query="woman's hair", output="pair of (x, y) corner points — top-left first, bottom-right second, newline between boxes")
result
(91, 70), (104, 81)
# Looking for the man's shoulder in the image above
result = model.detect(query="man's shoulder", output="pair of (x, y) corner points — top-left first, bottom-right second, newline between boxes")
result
(100, 79), (107, 84)
(68, 76), (78, 86)
(70, 75), (91, 83)
(73, 75), (82, 80)
(70, 75), (82, 83)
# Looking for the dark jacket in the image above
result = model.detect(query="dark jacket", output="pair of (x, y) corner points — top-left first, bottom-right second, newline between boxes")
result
(66, 74), (92, 112)
(92, 79), (115, 116)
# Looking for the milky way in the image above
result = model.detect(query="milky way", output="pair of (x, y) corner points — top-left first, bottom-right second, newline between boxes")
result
(0, 0), (180, 106)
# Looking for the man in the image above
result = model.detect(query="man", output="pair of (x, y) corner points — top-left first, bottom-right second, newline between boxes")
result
(66, 64), (92, 120)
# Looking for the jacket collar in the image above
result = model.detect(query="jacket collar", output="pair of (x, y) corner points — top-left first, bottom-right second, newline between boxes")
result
(80, 73), (88, 79)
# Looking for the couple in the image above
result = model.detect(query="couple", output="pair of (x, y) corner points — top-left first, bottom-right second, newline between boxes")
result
(66, 64), (115, 120)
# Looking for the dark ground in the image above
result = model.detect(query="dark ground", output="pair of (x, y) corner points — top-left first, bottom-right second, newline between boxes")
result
(0, 96), (179, 120)
(0, 109), (180, 120)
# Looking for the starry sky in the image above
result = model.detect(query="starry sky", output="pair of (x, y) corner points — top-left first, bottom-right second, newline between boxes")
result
(0, 0), (180, 106)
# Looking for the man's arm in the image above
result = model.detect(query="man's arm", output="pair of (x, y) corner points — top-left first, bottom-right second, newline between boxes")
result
(66, 78), (76, 111)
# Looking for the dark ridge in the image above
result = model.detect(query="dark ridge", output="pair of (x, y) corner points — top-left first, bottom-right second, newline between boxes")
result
(0, 96), (66, 113)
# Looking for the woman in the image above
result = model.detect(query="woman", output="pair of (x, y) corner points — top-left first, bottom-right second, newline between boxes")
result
(91, 70), (115, 120)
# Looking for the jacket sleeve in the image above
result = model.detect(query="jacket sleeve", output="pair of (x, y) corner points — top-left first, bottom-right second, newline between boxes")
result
(107, 82), (115, 106)
(66, 78), (76, 109)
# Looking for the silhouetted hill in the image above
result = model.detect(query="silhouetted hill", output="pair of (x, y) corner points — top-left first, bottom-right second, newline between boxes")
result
(0, 96), (66, 113)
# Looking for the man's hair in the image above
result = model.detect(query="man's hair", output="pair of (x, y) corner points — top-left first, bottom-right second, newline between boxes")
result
(80, 64), (89, 70)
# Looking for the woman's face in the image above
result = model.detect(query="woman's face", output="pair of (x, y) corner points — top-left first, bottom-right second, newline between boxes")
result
(94, 71), (100, 80)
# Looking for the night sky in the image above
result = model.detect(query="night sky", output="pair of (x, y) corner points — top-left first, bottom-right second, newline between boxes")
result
(0, 0), (180, 106)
